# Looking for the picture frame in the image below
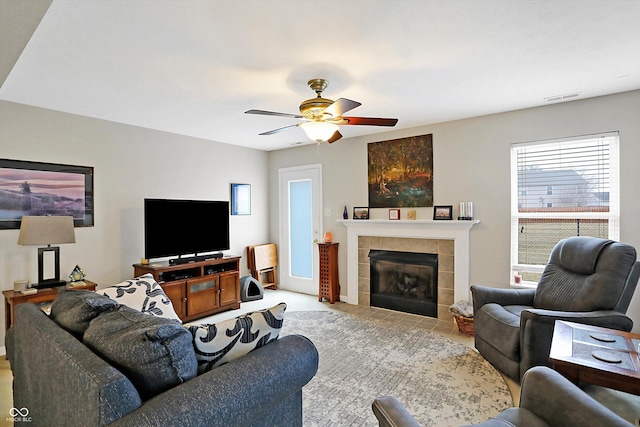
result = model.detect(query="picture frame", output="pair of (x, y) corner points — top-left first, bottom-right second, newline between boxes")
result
(230, 183), (251, 215)
(0, 158), (94, 229)
(353, 207), (369, 220)
(389, 208), (400, 220)
(433, 205), (453, 220)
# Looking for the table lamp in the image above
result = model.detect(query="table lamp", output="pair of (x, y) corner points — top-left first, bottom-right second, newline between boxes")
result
(18, 215), (76, 289)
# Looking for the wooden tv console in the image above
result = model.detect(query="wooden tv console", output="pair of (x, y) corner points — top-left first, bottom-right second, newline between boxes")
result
(133, 256), (241, 322)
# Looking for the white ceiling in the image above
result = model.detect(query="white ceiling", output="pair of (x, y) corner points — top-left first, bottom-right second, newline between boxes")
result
(1, 0), (639, 151)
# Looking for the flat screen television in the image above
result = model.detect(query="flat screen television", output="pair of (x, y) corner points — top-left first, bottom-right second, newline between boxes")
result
(144, 198), (230, 262)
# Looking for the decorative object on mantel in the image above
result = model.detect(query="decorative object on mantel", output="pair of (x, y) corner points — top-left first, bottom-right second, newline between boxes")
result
(388, 208), (400, 220)
(69, 264), (86, 286)
(343, 205), (348, 219)
(407, 209), (416, 220)
(353, 207), (369, 220)
(433, 205), (453, 220)
(458, 201), (474, 220)
(368, 134), (433, 208)
(449, 300), (474, 337)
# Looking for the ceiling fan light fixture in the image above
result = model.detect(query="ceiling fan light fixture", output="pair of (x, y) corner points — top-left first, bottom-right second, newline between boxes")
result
(300, 121), (339, 143)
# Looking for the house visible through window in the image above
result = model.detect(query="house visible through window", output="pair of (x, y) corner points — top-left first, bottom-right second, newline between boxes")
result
(510, 132), (620, 285)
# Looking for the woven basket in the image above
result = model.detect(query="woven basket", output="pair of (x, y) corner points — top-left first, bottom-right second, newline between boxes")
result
(454, 315), (474, 337)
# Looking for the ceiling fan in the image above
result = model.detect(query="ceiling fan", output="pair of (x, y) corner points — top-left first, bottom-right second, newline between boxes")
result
(245, 78), (398, 144)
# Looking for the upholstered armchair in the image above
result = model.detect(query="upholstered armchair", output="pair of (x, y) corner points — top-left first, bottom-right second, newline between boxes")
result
(472, 236), (639, 382)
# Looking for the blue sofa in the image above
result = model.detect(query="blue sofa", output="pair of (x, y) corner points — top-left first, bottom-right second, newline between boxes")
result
(7, 302), (318, 427)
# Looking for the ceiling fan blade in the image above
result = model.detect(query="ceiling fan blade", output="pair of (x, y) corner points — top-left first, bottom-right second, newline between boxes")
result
(259, 123), (300, 135)
(324, 98), (361, 118)
(245, 109), (304, 119)
(327, 130), (343, 144)
(341, 116), (398, 127)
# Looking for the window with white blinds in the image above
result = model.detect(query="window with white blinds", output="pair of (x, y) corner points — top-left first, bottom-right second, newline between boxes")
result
(510, 132), (620, 284)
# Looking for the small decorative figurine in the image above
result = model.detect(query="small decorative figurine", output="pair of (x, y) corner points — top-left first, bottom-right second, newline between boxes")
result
(69, 265), (86, 284)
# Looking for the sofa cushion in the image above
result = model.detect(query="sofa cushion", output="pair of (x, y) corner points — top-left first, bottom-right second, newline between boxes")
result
(83, 304), (197, 400)
(49, 289), (118, 337)
(101, 273), (181, 322)
(186, 302), (286, 373)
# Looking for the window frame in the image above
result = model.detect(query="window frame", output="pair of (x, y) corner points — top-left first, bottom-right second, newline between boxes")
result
(510, 132), (620, 287)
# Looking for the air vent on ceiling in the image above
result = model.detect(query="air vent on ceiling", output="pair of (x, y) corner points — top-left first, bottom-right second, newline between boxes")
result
(545, 92), (582, 103)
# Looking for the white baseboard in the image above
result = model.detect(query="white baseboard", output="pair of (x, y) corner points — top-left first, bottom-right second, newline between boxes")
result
(0, 346), (5, 357)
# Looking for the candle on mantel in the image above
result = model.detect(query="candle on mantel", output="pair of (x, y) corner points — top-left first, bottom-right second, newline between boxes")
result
(458, 202), (474, 220)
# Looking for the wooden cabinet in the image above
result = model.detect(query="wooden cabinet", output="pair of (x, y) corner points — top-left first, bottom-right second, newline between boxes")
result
(219, 271), (240, 306)
(318, 243), (340, 304)
(160, 281), (187, 320)
(133, 257), (240, 322)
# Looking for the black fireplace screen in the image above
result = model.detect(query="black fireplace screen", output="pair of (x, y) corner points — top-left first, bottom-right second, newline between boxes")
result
(369, 250), (438, 317)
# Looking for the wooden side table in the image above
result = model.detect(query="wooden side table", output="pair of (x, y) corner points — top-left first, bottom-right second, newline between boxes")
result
(3, 280), (97, 331)
(549, 320), (640, 395)
(318, 242), (340, 304)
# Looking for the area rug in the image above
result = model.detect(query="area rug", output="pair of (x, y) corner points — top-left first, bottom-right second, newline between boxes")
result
(281, 310), (512, 427)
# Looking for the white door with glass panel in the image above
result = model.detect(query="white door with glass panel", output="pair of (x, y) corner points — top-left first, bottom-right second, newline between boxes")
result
(278, 164), (322, 294)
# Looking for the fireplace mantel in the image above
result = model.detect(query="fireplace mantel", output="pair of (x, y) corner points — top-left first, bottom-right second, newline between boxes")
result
(338, 219), (479, 305)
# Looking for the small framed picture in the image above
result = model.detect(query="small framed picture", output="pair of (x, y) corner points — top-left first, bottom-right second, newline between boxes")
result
(388, 208), (400, 220)
(353, 207), (369, 220)
(433, 205), (453, 220)
(230, 183), (251, 215)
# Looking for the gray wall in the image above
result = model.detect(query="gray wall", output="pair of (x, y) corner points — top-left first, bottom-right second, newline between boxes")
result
(0, 101), (270, 347)
(269, 90), (640, 331)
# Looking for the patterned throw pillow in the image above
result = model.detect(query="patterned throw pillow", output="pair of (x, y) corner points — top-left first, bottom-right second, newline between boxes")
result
(186, 302), (286, 373)
(101, 273), (181, 322)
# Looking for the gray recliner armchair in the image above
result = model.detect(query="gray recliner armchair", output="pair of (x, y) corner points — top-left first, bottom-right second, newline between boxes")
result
(372, 366), (633, 426)
(472, 236), (639, 382)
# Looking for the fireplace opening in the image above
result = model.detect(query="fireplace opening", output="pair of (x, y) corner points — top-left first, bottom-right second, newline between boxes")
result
(369, 250), (438, 317)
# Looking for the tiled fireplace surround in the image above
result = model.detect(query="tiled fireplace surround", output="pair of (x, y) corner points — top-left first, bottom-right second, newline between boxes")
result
(358, 236), (454, 320)
(340, 219), (479, 321)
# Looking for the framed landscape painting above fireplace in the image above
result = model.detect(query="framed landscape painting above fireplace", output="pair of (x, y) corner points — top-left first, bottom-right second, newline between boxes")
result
(368, 133), (433, 208)
(0, 159), (94, 229)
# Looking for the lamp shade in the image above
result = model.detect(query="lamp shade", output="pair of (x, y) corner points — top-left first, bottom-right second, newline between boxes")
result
(18, 216), (76, 246)
(300, 121), (339, 143)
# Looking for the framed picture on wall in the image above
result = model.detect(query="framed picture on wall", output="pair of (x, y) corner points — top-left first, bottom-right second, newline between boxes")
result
(0, 158), (94, 229)
(230, 183), (251, 215)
